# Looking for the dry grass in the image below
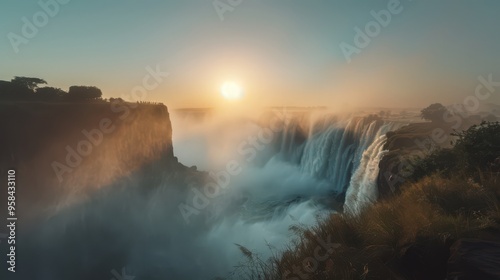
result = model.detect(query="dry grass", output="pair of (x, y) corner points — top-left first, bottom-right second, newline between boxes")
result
(232, 173), (500, 280)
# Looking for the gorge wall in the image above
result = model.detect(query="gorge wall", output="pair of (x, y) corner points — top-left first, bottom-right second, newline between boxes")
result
(0, 101), (182, 222)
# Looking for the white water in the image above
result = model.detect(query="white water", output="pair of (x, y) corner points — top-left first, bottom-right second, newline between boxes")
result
(168, 110), (405, 277)
(344, 122), (404, 214)
(18, 110), (404, 280)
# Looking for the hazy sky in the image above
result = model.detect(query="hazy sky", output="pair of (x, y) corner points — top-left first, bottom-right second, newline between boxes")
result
(1, 0), (500, 108)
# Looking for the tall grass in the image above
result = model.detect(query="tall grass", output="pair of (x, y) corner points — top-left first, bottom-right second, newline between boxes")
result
(232, 172), (500, 280)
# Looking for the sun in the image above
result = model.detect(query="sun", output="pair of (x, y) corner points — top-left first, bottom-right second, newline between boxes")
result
(220, 81), (244, 100)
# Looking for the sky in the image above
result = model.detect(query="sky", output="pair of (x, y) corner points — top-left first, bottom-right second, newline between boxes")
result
(1, 0), (500, 109)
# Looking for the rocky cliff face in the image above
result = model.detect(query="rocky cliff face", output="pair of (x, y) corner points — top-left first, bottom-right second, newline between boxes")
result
(0, 101), (184, 222)
(377, 118), (482, 198)
(377, 122), (447, 197)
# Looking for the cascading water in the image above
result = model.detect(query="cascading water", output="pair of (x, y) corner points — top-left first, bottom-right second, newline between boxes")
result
(270, 113), (404, 211)
(16, 110), (406, 280)
(344, 122), (405, 214)
(172, 110), (405, 218)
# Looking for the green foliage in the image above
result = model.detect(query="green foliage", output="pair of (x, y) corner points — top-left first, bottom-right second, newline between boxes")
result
(409, 148), (457, 182)
(11, 76), (47, 91)
(0, 76), (105, 103)
(452, 121), (500, 170)
(420, 103), (449, 122)
(0, 80), (33, 97)
(409, 121), (500, 182)
(67, 86), (103, 100)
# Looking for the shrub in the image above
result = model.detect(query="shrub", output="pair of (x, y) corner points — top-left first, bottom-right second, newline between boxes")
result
(452, 121), (500, 171)
(67, 86), (102, 100)
(409, 121), (500, 182)
(409, 148), (458, 182)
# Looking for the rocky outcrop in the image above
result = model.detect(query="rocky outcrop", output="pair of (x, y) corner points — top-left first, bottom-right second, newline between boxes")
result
(376, 116), (485, 198)
(376, 122), (454, 198)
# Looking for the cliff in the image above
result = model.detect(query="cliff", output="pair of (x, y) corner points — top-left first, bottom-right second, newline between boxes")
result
(377, 117), (484, 198)
(0, 101), (186, 222)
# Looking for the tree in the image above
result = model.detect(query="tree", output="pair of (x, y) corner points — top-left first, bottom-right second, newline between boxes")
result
(36, 87), (67, 100)
(420, 103), (449, 123)
(67, 86), (102, 100)
(452, 121), (500, 170)
(0, 80), (34, 98)
(11, 77), (47, 91)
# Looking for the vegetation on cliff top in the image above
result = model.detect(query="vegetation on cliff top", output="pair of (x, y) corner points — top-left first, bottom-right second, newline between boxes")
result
(0, 76), (105, 102)
(0, 76), (161, 105)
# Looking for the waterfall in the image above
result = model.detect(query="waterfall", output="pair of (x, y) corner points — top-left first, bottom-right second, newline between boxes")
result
(17, 110), (407, 280)
(272, 114), (404, 212)
(344, 122), (403, 214)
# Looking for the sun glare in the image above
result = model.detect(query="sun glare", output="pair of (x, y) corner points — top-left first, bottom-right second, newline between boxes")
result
(221, 81), (243, 100)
